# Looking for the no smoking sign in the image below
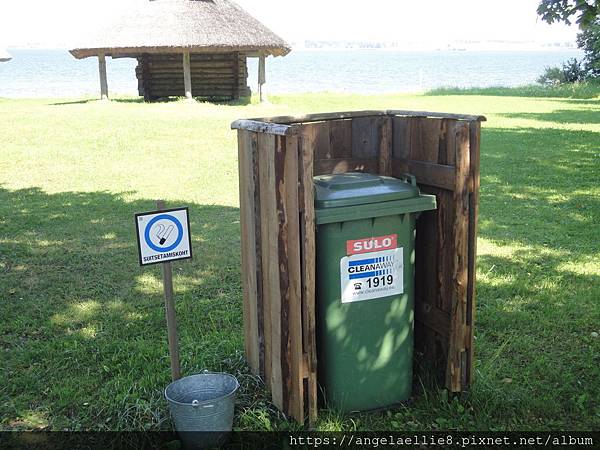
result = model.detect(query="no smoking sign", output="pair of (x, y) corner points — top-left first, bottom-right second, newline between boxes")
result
(135, 207), (192, 266)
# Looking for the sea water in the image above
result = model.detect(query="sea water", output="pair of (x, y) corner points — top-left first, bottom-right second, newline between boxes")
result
(0, 49), (582, 98)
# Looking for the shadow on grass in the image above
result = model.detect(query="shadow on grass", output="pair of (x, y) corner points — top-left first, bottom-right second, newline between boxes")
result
(49, 98), (147, 106)
(461, 123), (600, 428)
(475, 125), (599, 258)
(500, 109), (600, 125)
(0, 187), (277, 431)
(50, 96), (252, 106)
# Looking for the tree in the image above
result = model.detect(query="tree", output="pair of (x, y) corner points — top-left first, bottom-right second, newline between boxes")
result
(537, 1), (600, 81)
(537, 0), (600, 27)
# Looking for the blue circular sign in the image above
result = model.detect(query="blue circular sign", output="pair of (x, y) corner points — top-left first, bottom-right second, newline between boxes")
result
(144, 214), (184, 253)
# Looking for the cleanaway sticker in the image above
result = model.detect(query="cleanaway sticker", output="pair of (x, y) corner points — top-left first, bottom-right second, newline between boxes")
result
(340, 248), (404, 303)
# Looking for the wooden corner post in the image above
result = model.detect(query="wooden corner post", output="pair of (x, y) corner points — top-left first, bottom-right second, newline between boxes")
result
(98, 52), (109, 100)
(299, 127), (318, 426)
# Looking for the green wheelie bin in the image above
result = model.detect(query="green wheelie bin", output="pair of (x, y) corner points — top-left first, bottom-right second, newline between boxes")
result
(314, 172), (437, 413)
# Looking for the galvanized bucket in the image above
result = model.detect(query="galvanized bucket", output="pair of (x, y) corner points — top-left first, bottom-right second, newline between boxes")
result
(165, 371), (239, 449)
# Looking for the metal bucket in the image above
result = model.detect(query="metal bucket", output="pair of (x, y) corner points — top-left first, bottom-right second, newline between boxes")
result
(165, 371), (239, 449)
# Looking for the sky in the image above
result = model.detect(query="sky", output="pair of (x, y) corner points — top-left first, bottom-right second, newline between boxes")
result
(0, 0), (579, 49)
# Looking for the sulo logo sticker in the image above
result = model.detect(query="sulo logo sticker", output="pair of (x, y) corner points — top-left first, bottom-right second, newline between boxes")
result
(346, 234), (397, 256)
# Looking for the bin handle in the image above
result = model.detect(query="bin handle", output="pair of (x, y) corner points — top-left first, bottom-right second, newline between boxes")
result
(399, 173), (417, 187)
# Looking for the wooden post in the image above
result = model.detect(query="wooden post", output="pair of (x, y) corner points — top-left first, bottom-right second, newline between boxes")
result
(238, 131), (262, 375)
(157, 200), (182, 381)
(183, 51), (193, 101)
(98, 52), (108, 100)
(258, 54), (267, 103)
(299, 127), (318, 426)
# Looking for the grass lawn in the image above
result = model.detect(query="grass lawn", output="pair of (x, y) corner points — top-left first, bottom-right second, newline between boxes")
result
(1, 87), (599, 432)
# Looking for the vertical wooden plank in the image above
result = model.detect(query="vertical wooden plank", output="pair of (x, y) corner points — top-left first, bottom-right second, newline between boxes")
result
(311, 122), (332, 160)
(274, 135), (290, 413)
(414, 186), (441, 377)
(378, 116), (392, 176)
(414, 186), (456, 385)
(329, 119), (352, 159)
(437, 189), (456, 314)
(258, 133), (277, 392)
(237, 130), (261, 375)
(352, 116), (381, 160)
(269, 137), (284, 409)
(253, 137), (265, 378)
(441, 119), (455, 166)
(299, 125), (318, 425)
(445, 121), (470, 392)
(415, 187), (440, 315)
(392, 116), (412, 160)
(281, 136), (304, 422)
(410, 118), (444, 163)
(466, 120), (481, 387)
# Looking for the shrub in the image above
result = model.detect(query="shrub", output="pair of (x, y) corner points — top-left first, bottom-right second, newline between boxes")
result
(538, 66), (567, 85)
(538, 58), (587, 85)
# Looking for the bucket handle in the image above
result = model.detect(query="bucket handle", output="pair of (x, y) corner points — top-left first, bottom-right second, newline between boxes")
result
(191, 400), (215, 409)
(191, 370), (216, 409)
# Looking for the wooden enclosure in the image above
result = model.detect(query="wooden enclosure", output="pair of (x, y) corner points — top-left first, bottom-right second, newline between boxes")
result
(136, 52), (250, 101)
(232, 110), (485, 424)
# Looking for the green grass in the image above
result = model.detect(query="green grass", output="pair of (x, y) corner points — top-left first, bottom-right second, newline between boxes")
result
(0, 89), (599, 432)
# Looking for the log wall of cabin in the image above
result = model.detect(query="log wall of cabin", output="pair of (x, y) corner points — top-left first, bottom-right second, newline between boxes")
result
(136, 52), (250, 101)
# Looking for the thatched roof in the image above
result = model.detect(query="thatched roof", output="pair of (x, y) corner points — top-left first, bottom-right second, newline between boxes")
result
(70, 0), (290, 59)
(0, 48), (11, 62)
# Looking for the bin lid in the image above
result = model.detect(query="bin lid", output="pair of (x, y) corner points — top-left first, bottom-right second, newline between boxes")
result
(314, 172), (420, 209)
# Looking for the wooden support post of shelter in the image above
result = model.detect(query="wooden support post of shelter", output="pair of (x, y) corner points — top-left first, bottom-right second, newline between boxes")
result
(232, 109), (486, 424)
(182, 51), (193, 100)
(258, 54), (267, 103)
(98, 52), (109, 100)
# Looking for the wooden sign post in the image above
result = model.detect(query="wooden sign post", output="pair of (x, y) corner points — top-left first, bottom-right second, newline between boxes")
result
(157, 201), (181, 381)
(135, 202), (193, 381)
